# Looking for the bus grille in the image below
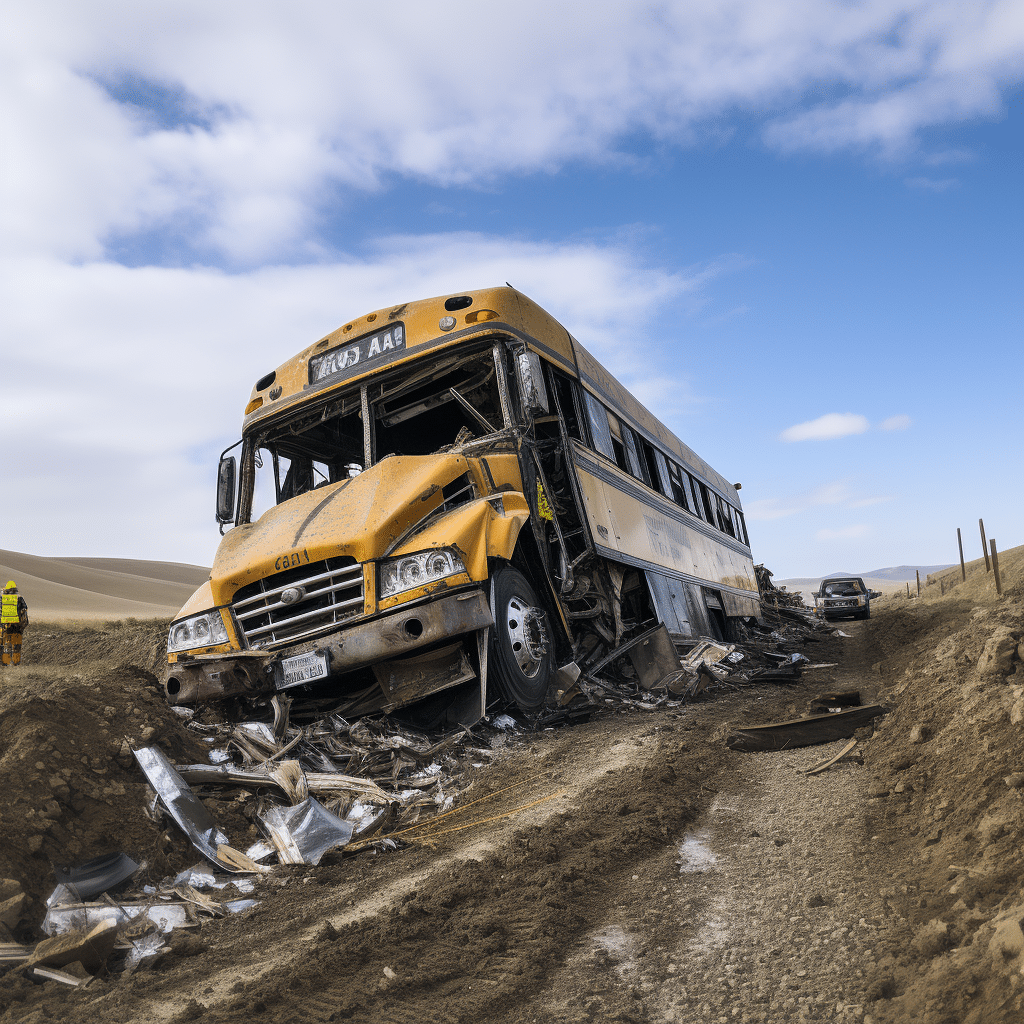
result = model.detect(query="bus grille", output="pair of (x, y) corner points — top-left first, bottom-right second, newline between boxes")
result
(232, 557), (364, 649)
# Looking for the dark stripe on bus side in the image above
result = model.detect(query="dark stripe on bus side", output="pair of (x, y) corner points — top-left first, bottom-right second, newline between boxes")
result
(572, 447), (753, 559)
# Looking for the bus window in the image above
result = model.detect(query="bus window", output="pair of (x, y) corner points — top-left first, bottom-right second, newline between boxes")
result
(716, 495), (736, 537)
(607, 413), (630, 474)
(550, 370), (585, 443)
(621, 424), (646, 483)
(583, 391), (615, 461)
(663, 458), (691, 512)
(652, 449), (673, 500)
(634, 434), (661, 491)
(373, 351), (503, 457)
(735, 508), (749, 545)
(692, 476), (715, 524)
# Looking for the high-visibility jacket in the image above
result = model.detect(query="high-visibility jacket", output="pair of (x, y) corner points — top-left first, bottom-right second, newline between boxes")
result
(1, 593), (20, 624)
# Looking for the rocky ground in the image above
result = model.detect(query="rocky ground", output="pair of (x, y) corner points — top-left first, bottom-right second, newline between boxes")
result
(0, 545), (1021, 1024)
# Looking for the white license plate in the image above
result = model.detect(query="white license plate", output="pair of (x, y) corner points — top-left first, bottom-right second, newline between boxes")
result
(277, 651), (329, 689)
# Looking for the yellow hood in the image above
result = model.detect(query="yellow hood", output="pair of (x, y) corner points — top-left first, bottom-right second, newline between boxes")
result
(209, 454), (475, 602)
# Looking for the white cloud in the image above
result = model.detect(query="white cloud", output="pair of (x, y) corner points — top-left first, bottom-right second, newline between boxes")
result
(816, 525), (870, 540)
(3, 0), (1023, 261)
(780, 412), (870, 442)
(880, 413), (912, 430)
(745, 480), (891, 521)
(0, 234), (710, 561)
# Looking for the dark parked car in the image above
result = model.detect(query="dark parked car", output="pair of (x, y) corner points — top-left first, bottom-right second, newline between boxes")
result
(814, 577), (881, 620)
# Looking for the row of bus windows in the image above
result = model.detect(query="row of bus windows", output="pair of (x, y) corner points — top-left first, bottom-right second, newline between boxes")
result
(547, 369), (749, 547)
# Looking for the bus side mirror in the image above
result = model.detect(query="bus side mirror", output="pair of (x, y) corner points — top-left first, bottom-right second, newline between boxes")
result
(516, 350), (550, 415)
(216, 455), (237, 524)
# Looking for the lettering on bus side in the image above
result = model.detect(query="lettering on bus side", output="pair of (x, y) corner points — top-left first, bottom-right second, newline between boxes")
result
(275, 549), (311, 572)
(643, 514), (692, 569)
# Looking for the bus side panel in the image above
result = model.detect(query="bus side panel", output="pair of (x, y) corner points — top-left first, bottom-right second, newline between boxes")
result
(644, 570), (693, 639)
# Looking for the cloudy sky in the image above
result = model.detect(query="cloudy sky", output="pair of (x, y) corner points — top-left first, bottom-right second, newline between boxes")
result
(3, 0), (1022, 577)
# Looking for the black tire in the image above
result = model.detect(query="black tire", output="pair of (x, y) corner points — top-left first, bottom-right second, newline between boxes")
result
(489, 565), (552, 711)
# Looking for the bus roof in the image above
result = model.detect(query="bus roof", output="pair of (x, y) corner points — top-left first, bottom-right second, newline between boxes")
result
(240, 286), (740, 505)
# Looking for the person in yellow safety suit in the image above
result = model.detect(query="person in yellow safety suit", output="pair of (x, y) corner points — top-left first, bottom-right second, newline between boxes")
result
(1, 581), (28, 667)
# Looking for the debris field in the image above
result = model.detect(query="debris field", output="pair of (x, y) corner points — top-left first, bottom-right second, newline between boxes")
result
(1, 545), (1023, 1024)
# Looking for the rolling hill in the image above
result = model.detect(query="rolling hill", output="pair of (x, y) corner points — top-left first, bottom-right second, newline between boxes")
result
(0, 549), (209, 620)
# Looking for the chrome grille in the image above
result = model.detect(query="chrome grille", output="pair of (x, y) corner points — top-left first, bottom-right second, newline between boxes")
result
(232, 556), (364, 649)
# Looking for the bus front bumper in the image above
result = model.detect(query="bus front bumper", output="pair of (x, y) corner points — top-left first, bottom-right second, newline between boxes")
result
(163, 587), (493, 705)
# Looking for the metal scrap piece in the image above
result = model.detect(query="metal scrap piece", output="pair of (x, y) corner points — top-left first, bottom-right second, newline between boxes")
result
(53, 852), (140, 901)
(42, 900), (193, 937)
(132, 746), (237, 871)
(260, 797), (354, 865)
(726, 705), (887, 752)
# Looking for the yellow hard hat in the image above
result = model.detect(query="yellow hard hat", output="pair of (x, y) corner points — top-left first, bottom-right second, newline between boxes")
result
(3, 581), (15, 590)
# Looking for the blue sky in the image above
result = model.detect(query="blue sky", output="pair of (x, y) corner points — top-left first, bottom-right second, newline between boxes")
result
(2, 1), (1022, 577)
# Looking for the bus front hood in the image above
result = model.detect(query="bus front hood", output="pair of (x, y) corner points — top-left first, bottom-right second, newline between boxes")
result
(209, 454), (478, 602)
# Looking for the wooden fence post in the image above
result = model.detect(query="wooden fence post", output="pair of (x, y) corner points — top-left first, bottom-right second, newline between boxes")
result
(916, 569), (921, 597)
(957, 528), (966, 581)
(980, 518), (990, 571)
(991, 539), (1002, 596)
(906, 582), (910, 598)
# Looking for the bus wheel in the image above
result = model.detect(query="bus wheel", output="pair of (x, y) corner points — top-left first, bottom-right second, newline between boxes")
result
(490, 566), (552, 711)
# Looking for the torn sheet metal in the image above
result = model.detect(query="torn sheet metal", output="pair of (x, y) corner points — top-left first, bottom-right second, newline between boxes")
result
(133, 746), (237, 871)
(53, 852), (139, 901)
(245, 841), (275, 862)
(260, 797), (354, 865)
(681, 639), (736, 670)
(625, 623), (681, 690)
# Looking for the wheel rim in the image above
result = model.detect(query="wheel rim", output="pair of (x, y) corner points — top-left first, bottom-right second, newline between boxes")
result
(505, 594), (548, 677)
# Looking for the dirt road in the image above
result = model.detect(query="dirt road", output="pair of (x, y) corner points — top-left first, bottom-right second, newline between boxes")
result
(4, 564), (1024, 1023)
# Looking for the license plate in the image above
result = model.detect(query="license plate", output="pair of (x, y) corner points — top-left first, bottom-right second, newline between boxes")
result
(277, 651), (329, 689)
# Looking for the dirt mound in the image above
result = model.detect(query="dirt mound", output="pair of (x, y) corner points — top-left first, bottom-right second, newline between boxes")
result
(22, 619), (172, 671)
(0, 631), (217, 930)
(853, 543), (1024, 1023)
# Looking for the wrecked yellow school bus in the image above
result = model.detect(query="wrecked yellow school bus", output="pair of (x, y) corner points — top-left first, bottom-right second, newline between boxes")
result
(163, 287), (761, 726)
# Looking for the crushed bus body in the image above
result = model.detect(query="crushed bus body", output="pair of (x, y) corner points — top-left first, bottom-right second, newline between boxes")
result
(163, 286), (761, 726)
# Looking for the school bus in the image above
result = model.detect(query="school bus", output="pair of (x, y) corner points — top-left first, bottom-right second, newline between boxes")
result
(163, 287), (760, 726)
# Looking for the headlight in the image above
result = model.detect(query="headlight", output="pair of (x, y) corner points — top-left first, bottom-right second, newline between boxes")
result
(168, 610), (230, 653)
(379, 548), (467, 599)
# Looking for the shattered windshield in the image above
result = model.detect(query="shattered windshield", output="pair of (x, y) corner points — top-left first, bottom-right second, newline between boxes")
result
(242, 346), (507, 521)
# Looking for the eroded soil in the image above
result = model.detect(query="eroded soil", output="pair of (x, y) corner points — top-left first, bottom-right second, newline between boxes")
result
(3, 564), (1024, 1023)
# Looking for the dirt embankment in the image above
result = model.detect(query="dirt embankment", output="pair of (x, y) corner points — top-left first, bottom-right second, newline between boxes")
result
(0, 547), (1022, 1024)
(849, 545), (1024, 1024)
